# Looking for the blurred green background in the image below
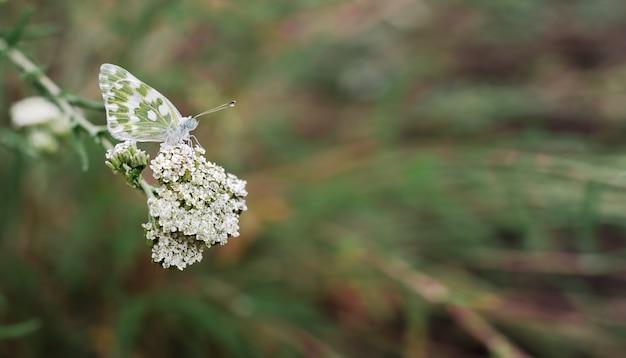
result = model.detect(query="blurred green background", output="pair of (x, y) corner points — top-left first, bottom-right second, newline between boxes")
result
(3, 0), (626, 357)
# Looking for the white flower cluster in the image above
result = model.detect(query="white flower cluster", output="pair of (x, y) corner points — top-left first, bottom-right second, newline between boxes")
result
(105, 140), (136, 159)
(105, 141), (150, 188)
(144, 222), (204, 269)
(10, 96), (71, 132)
(144, 143), (247, 270)
(10, 96), (73, 153)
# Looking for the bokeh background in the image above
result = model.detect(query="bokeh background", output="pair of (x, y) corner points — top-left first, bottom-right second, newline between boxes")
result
(3, 0), (626, 357)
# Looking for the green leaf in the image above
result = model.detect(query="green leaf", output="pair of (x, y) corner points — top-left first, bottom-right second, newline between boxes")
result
(3, 6), (35, 47)
(0, 128), (38, 157)
(70, 127), (89, 171)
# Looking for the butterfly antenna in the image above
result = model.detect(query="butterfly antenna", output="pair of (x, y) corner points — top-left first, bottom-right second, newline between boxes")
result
(193, 100), (236, 119)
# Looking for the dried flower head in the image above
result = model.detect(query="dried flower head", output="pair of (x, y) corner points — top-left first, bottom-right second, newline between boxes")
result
(145, 143), (247, 270)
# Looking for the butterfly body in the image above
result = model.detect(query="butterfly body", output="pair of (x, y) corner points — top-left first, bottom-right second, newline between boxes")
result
(169, 116), (199, 143)
(98, 63), (198, 144)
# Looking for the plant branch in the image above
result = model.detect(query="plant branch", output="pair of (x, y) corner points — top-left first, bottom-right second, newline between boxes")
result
(0, 38), (104, 142)
(0, 38), (155, 197)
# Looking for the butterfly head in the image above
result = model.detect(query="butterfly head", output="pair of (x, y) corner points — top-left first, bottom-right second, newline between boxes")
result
(180, 116), (199, 131)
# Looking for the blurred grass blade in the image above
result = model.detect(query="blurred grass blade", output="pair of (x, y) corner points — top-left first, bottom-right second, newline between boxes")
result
(0, 318), (40, 340)
(0, 24), (59, 41)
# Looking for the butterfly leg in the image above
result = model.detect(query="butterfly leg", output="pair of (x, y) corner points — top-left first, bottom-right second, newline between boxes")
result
(186, 134), (201, 148)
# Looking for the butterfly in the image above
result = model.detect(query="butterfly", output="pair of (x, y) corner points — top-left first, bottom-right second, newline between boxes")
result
(98, 63), (234, 144)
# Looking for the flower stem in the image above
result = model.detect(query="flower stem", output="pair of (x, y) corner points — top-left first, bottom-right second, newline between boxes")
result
(139, 175), (155, 199)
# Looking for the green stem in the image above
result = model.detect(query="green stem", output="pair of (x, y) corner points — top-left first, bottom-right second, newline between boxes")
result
(140, 178), (155, 199)
(64, 93), (106, 111)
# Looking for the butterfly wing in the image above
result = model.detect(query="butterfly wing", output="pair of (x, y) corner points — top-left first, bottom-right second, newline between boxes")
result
(98, 63), (184, 142)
